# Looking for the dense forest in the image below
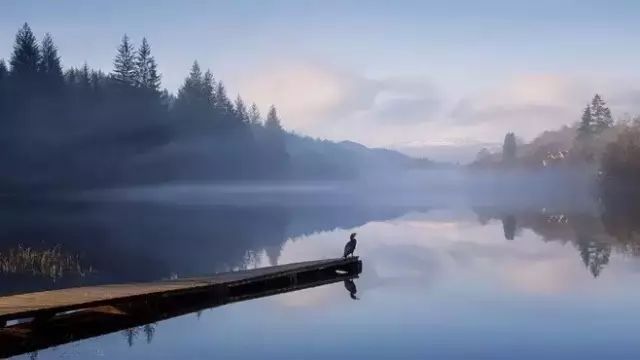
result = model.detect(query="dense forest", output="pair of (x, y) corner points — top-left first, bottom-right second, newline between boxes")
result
(0, 24), (424, 193)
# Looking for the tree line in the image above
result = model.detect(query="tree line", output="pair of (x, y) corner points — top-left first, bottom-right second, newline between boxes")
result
(472, 93), (618, 169)
(0, 23), (289, 191)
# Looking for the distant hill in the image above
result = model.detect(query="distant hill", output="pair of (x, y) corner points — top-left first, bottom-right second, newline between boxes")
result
(285, 134), (439, 179)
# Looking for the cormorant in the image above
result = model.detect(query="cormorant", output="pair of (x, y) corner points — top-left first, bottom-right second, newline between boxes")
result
(343, 232), (357, 258)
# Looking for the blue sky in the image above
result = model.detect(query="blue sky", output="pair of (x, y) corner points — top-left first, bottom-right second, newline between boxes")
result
(2, 1), (640, 160)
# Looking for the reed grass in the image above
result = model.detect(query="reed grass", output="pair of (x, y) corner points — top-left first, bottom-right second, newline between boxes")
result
(0, 244), (92, 280)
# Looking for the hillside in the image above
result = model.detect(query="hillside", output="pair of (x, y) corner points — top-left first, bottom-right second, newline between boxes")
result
(285, 135), (437, 179)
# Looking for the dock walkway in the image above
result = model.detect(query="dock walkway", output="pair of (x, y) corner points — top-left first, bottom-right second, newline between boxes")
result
(0, 257), (360, 324)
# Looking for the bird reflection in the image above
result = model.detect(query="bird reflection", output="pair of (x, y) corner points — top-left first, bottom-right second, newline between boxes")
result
(344, 279), (359, 300)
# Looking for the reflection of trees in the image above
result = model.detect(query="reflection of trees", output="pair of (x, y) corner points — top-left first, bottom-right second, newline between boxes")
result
(472, 207), (633, 277)
(123, 327), (139, 347)
(123, 324), (157, 347)
(143, 323), (156, 344)
(601, 193), (640, 257)
(501, 215), (516, 240)
(575, 235), (611, 278)
(0, 199), (420, 295)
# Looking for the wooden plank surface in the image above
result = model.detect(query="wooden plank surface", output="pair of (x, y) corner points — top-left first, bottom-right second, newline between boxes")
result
(0, 257), (357, 322)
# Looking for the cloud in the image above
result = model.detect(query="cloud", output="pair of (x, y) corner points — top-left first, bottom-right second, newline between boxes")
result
(235, 62), (441, 132)
(371, 95), (441, 125)
(447, 74), (640, 141)
(236, 66), (640, 154)
(448, 74), (591, 139)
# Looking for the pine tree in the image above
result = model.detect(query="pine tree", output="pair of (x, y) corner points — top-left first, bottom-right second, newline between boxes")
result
(9, 23), (40, 79)
(0, 59), (6, 112)
(176, 61), (207, 109)
(502, 132), (517, 163)
(265, 105), (283, 131)
(64, 67), (78, 86)
(38, 33), (63, 82)
(113, 34), (136, 86)
(214, 81), (233, 113)
(0, 59), (7, 81)
(577, 95), (613, 138)
(234, 95), (249, 123)
(203, 69), (215, 104)
(134, 38), (161, 91)
(248, 102), (261, 126)
(577, 103), (593, 138)
(90, 70), (103, 93)
(591, 94), (613, 132)
(79, 62), (91, 92)
(264, 105), (288, 173)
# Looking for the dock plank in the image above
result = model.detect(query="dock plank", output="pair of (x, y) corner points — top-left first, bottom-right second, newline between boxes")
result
(0, 257), (358, 322)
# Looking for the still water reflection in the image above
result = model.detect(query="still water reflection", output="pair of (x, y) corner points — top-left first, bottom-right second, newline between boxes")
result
(5, 193), (640, 359)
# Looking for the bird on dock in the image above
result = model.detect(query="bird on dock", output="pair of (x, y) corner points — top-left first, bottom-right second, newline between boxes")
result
(343, 232), (357, 258)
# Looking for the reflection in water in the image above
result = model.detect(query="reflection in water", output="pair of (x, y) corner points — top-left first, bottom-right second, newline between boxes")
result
(343, 279), (359, 300)
(1, 257), (361, 358)
(7, 195), (640, 359)
(0, 198), (419, 296)
(123, 328), (138, 347)
(122, 324), (157, 347)
(475, 205), (640, 277)
(501, 215), (516, 240)
(143, 324), (156, 344)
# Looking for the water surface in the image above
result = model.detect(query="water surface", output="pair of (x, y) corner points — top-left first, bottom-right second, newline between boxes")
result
(4, 191), (640, 359)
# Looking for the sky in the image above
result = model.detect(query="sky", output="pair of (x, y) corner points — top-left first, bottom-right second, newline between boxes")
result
(2, 0), (640, 161)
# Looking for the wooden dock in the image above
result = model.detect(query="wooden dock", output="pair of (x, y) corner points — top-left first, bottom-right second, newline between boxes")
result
(0, 257), (361, 357)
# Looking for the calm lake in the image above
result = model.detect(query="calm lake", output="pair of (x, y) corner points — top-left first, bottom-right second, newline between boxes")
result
(4, 185), (640, 359)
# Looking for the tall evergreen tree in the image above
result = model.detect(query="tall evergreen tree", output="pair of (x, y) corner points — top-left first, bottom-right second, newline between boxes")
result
(263, 105), (288, 174)
(203, 69), (215, 104)
(577, 95), (613, 139)
(177, 61), (204, 104)
(79, 63), (91, 92)
(0, 59), (6, 116)
(0, 59), (7, 81)
(577, 103), (593, 138)
(134, 38), (161, 91)
(9, 23), (40, 79)
(38, 33), (63, 83)
(502, 132), (517, 164)
(234, 95), (249, 123)
(214, 81), (233, 113)
(248, 102), (261, 126)
(591, 94), (613, 132)
(265, 105), (283, 131)
(113, 34), (136, 86)
(90, 69), (105, 93)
